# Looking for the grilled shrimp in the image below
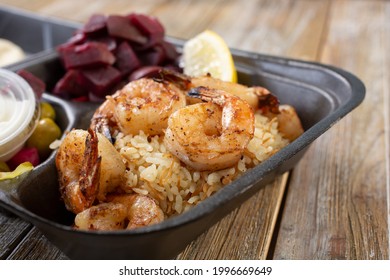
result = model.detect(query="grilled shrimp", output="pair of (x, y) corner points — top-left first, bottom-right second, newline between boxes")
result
(164, 86), (255, 171)
(277, 105), (304, 141)
(108, 194), (164, 229)
(56, 129), (125, 214)
(160, 69), (279, 113)
(90, 78), (186, 138)
(74, 194), (164, 230)
(74, 202), (127, 230)
(160, 69), (303, 141)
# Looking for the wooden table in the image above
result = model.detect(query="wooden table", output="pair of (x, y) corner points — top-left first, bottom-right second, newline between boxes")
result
(0, 0), (388, 260)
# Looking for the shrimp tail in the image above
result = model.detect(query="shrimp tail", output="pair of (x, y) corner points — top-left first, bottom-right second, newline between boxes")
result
(156, 68), (192, 90)
(58, 128), (102, 214)
(187, 86), (226, 105)
(187, 86), (203, 98)
(79, 128), (101, 205)
(90, 116), (114, 143)
(90, 96), (119, 143)
(252, 87), (280, 115)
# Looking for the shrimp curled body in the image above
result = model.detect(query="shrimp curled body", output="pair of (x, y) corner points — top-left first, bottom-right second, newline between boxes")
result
(74, 194), (164, 230)
(56, 129), (125, 214)
(160, 69), (303, 141)
(91, 78), (186, 137)
(164, 86), (255, 171)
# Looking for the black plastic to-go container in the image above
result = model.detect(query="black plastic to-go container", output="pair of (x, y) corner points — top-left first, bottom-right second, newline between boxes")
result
(0, 9), (365, 259)
(0, 5), (78, 56)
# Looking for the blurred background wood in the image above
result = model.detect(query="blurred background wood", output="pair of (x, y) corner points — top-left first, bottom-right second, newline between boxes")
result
(0, 0), (388, 260)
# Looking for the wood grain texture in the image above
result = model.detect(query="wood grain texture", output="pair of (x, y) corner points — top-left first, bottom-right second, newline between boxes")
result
(273, 0), (389, 259)
(7, 227), (67, 260)
(177, 173), (288, 260)
(0, 209), (32, 259)
(384, 0), (390, 260)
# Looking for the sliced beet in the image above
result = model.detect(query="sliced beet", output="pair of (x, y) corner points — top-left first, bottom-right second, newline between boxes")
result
(160, 41), (179, 62)
(59, 42), (116, 69)
(17, 69), (46, 99)
(139, 45), (166, 66)
(53, 12), (181, 100)
(78, 65), (122, 97)
(129, 13), (164, 47)
(71, 95), (90, 102)
(91, 36), (118, 52)
(106, 15), (148, 45)
(89, 79), (127, 102)
(88, 92), (106, 103)
(57, 32), (87, 52)
(83, 14), (107, 34)
(115, 41), (141, 76)
(53, 70), (88, 98)
(128, 66), (163, 81)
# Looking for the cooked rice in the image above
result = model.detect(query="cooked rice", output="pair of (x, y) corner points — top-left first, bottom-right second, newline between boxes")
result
(114, 112), (289, 217)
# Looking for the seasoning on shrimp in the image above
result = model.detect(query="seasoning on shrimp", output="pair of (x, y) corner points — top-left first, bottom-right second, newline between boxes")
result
(75, 194), (164, 230)
(164, 86), (255, 171)
(91, 78), (186, 139)
(56, 129), (125, 213)
(160, 69), (303, 141)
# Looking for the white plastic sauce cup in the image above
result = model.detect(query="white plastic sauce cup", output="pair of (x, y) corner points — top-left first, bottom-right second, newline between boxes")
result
(0, 68), (41, 161)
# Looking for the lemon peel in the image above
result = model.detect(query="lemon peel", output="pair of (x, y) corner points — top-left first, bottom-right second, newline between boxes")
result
(183, 30), (237, 83)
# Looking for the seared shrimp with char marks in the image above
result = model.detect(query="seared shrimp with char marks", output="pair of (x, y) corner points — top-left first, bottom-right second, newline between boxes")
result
(160, 69), (279, 113)
(91, 78), (186, 138)
(160, 69), (303, 141)
(192, 77), (304, 140)
(164, 86), (255, 171)
(56, 129), (126, 214)
(74, 194), (164, 230)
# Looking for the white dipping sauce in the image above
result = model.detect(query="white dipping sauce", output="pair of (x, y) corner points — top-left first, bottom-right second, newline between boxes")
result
(0, 69), (40, 161)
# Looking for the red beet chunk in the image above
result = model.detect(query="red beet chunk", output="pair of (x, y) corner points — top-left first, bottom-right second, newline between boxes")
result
(91, 36), (118, 52)
(130, 13), (164, 47)
(89, 79), (127, 102)
(106, 15), (148, 45)
(139, 45), (166, 66)
(115, 41), (141, 76)
(53, 70), (88, 98)
(17, 70), (46, 99)
(71, 95), (89, 102)
(160, 41), (179, 62)
(128, 66), (163, 81)
(57, 32), (86, 52)
(53, 12), (181, 101)
(78, 65), (122, 97)
(59, 42), (116, 69)
(7, 147), (40, 170)
(83, 14), (107, 34)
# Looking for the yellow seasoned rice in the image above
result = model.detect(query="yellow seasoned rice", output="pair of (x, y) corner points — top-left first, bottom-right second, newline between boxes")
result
(114, 112), (289, 217)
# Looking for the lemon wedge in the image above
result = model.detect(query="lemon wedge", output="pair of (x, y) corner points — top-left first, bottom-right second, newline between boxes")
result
(183, 30), (237, 83)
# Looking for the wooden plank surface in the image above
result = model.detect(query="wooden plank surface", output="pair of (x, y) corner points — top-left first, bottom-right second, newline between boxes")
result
(0, 0), (388, 260)
(0, 208), (31, 259)
(175, 0), (331, 259)
(273, 0), (389, 259)
(6, 227), (67, 260)
(386, 0), (390, 261)
(177, 173), (289, 260)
